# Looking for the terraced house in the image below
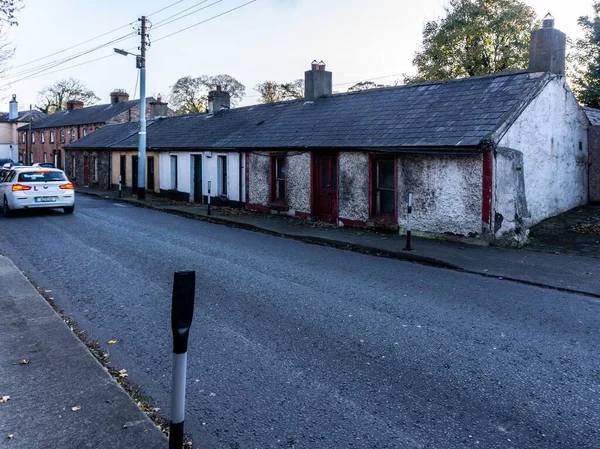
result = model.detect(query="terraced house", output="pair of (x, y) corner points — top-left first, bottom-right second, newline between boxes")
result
(67, 18), (592, 246)
(16, 91), (169, 183)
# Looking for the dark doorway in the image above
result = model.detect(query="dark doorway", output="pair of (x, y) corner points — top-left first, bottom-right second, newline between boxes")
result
(83, 155), (89, 186)
(193, 155), (202, 203)
(120, 155), (126, 187)
(147, 156), (155, 192)
(132, 155), (138, 194)
(313, 154), (339, 223)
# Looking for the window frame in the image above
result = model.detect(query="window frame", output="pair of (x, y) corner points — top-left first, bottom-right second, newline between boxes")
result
(31, 132), (35, 144)
(60, 130), (65, 143)
(270, 155), (287, 205)
(21, 132), (25, 143)
(170, 155), (178, 190)
(217, 155), (227, 197)
(41, 132), (45, 144)
(369, 155), (397, 220)
(50, 131), (55, 143)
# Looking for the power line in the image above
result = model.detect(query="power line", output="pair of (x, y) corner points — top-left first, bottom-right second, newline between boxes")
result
(148, 0), (187, 17)
(153, 0), (257, 43)
(152, 0), (220, 29)
(333, 73), (404, 87)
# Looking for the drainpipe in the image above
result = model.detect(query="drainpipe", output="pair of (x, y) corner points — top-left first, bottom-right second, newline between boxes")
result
(238, 152), (243, 207)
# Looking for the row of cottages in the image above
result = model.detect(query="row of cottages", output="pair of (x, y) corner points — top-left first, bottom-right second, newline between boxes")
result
(0, 95), (45, 162)
(15, 90), (172, 175)
(66, 18), (591, 245)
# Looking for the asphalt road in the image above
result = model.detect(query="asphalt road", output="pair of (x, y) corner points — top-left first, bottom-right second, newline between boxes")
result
(1, 196), (599, 449)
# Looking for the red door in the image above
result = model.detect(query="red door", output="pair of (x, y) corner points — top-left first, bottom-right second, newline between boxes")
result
(83, 155), (89, 186)
(314, 154), (339, 223)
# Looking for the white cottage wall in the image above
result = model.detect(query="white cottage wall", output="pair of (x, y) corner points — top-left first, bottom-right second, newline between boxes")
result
(498, 77), (588, 227)
(397, 155), (483, 237)
(338, 152), (369, 222)
(159, 151), (244, 202)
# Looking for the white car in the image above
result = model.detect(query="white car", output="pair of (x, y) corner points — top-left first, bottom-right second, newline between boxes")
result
(0, 166), (75, 217)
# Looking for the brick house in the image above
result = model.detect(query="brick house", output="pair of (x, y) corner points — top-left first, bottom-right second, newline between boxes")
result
(16, 91), (164, 186)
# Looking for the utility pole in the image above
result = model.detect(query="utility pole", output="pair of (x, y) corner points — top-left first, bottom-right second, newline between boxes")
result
(27, 104), (32, 165)
(137, 15), (147, 200)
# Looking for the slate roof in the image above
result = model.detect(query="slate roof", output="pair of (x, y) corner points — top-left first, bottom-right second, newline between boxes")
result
(66, 121), (148, 149)
(17, 98), (153, 130)
(0, 110), (46, 123)
(584, 107), (600, 126)
(67, 71), (550, 152)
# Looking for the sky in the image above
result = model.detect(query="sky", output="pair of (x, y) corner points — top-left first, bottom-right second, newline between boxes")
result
(0, 0), (596, 112)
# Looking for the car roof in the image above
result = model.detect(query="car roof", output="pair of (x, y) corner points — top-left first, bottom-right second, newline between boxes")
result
(12, 166), (63, 172)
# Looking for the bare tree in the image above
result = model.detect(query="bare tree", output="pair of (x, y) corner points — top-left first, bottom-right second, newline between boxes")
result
(0, 0), (23, 75)
(36, 78), (100, 114)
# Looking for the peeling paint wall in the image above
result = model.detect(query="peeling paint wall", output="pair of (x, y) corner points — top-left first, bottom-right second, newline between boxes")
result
(286, 152), (311, 214)
(498, 77), (588, 226)
(397, 155), (483, 237)
(493, 148), (529, 244)
(339, 152), (369, 221)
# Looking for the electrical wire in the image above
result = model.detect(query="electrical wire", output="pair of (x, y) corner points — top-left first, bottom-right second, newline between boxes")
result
(153, 0), (257, 43)
(152, 0), (218, 28)
(147, 0), (187, 17)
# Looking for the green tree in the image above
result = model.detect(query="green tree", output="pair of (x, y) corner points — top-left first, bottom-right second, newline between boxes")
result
(347, 81), (388, 92)
(36, 78), (100, 114)
(404, 0), (537, 84)
(571, 2), (600, 107)
(169, 74), (246, 114)
(254, 79), (304, 103)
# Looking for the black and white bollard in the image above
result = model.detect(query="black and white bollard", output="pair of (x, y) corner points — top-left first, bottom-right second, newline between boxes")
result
(403, 193), (413, 251)
(207, 181), (211, 216)
(170, 271), (196, 449)
(118, 175), (122, 198)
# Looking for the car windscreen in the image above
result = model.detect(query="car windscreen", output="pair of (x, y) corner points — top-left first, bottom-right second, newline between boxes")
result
(17, 171), (67, 182)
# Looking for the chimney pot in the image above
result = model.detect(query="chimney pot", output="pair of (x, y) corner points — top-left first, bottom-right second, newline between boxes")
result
(66, 100), (84, 111)
(305, 60), (332, 101)
(8, 94), (18, 120)
(528, 13), (566, 75)
(110, 90), (130, 105)
(208, 88), (230, 114)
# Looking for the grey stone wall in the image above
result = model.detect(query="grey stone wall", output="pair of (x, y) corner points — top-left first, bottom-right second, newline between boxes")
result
(397, 154), (483, 237)
(67, 150), (111, 189)
(248, 152), (270, 206)
(338, 152), (369, 221)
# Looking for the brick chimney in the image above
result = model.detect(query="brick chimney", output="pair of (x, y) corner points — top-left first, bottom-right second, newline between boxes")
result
(66, 100), (84, 110)
(149, 94), (169, 118)
(208, 86), (231, 114)
(528, 13), (566, 75)
(8, 94), (17, 120)
(304, 60), (332, 101)
(110, 90), (130, 105)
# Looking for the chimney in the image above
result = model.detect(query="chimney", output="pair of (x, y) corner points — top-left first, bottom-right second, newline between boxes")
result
(304, 60), (332, 101)
(149, 94), (169, 118)
(528, 13), (566, 75)
(208, 85), (231, 114)
(8, 94), (17, 120)
(66, 100), (84, 111)
(110, 90), (130, 105)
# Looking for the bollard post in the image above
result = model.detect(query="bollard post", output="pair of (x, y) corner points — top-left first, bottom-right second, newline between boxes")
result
(169, 271), (196, 449)
(207, 181), (211, 216)
(403, 192), (413, 251)
(118, 175), (122, 198)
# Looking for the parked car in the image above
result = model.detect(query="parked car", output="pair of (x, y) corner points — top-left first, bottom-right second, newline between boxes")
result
(0, 167), (75, 217)
(32, 163), (55, 168)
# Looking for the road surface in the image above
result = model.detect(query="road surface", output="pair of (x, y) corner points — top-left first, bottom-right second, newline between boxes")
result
(1, 196), (598, 448)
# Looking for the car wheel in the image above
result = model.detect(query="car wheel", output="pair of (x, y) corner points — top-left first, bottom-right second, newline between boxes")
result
(63, 205), (74, 214)
(2, 197), (12, 218)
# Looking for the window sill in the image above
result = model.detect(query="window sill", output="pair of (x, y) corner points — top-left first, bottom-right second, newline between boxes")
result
(367, 213), (398, 231)
(268, 201), (289, 211)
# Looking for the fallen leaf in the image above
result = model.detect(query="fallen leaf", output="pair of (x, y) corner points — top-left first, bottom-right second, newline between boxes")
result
(71, 406), (81, 411)
(0, 396), (9, 403)
(118, 369), (128, 378)
(482, 269), (488, 272)
(20, 360), (29, 365)
(108, 339), (117, 344)
(7, 434), (13, 439)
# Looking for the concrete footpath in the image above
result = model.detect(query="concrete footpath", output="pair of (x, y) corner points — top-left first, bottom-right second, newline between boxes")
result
(78, 187), (600, 297)
(0, 255), (167, 448)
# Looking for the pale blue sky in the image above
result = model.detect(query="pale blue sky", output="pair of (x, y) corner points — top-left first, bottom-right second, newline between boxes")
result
(1, 0), (595, 111)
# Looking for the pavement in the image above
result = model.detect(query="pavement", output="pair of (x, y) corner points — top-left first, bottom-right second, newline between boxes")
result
(77, 186), (600, 297)
(0, 255), (167, 448)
